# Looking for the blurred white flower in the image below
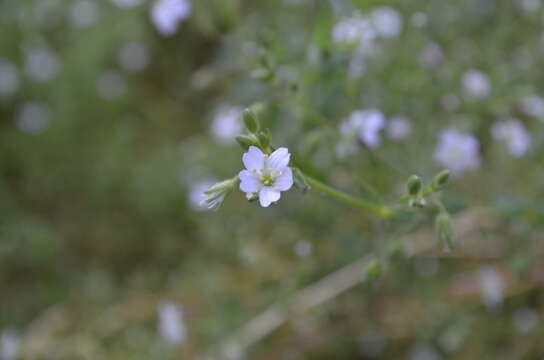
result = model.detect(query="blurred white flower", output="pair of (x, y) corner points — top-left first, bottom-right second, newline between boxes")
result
(517, 0), (540, 13)
(386, 116), (411, 140)
(342, 109), (386, 149)
(96, 71), (126, 100)
(411, 12), (428, 28)
(420, 43), (444, 68)
(69, 0), (100, 29)
(0, 58), (19, 98)
(409, 343), (441, 360)
(158, 301), (187, 345)
(332, 14), (375, 46)
(294, 240), (312, 257)
(110, 0), (144, 8)
(150, 0), (191, 36)
(24, 46), (60, 83)
(188, 179), (217, 211)
(118, 41), (150, 72)
(462, 69), (491, 100)
(512, 307), (539, 334)
(434, 129), (480, 176)
(239, 146), (293, 207)
(15, 102), (52, 135)
(370, 7), (403, 38)
(491, 119), (531, 157)
(478, 266), (504, 310)
(520, 94), (544, 121)
(210, 105), (243, 145)
(0, 329), (20, 360)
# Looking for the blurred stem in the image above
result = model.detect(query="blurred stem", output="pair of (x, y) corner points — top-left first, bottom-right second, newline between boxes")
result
(303, 174), (393, 218)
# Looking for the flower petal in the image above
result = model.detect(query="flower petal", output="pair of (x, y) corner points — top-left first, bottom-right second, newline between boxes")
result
(239, 170), (261, 193)
(268, 147), (290, 169)
(258, 187), (281, 207)
(242, 146), (264, 171)
(274, 167), (293, 191)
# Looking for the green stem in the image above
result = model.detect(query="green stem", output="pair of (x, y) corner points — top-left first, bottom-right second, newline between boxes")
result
(303, 174), (393, 218)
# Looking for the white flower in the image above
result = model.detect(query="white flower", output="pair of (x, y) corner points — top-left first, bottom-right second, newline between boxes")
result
(434, 129), (480, 176)
(0, 328), (20, 360)
(158, 301), (186, 345)
(150, 0), (191, 36)
(24, 46), (60, 83)
(69, 0), (100, 29)
(478, 266), (504, 310)
(462, 69), (491, 100)
(210, 105), (243, 145)
(370, 6), (403, 38)
(238, 146), (293, 207)
(15, 102), (52, 135)
(491, 119), (531, 157)
(332, 14), (375, 46)
(520, 95), (544, 121)
(348, 109), (386, 148)
(386, 116), (411, 140)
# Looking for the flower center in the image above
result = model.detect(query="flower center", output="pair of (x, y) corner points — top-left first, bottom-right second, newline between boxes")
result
(258, 167), (281, 187)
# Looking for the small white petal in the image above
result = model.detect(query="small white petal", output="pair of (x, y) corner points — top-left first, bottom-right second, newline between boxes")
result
(239, 170), (261, 193)
(274, 167), (293, 191)
(242, 146), (264, 171)
(268, 147), (290, 169)
(259, 187), (281, 207)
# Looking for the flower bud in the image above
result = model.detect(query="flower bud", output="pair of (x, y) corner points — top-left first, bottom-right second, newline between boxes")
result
(236, 134), (260, 150)
(201, 177), (238, 211)
(365, 259), (382, 282)
(432, 169), (450, 189)
(257, 129), (270, 150)
(435, 212), (455, 251)
(406, 175), (422, 196)
(292, 167), (310, 192)
(242, 109), (258, 133)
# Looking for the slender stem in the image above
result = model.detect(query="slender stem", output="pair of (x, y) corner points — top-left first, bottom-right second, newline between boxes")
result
(303, 174), (393, 218)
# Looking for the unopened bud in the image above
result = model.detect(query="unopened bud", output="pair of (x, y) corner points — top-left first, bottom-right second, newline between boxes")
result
(257, 129), (270, 150)
(407, 175), (422, 196)
(435, 212), (455, 251)
(292, 167), (310, 192)
(365, 259), (382, 282)
(236, 134), (260, 150)
(242, 109), (258, 133)
(432, 169), (450, 189)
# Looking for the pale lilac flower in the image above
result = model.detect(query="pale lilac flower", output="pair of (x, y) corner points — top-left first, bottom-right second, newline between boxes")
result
(520, 95), (544, 121)
(15, 102), (52, 135)
(0, 329), (20, 360)
(0, 59), (19, 98)
(150, 0), (191, 36)
(239, 146), (293, 207)
(69, 0), (100, 29)
(434, 129), (480, 176)
(517, 0), (540, 13)
(210, 105), (243, 145)
(478, 266), (504, 310)
(462, 69), (491, 100)
(349, 109), (386, 148)
(370, 7), (403, 38)
(387, 116), (411, 140)
(24, 46), (60, 83)
(158, 301), (186, 345)
(420, 43), (444, 68)
(491, 119), (531, 157)
(294, 240), (312, 258)
(332, 14), (375, 46)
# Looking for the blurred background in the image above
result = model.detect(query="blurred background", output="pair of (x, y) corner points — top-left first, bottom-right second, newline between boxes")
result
(1, 0), (544, 359)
